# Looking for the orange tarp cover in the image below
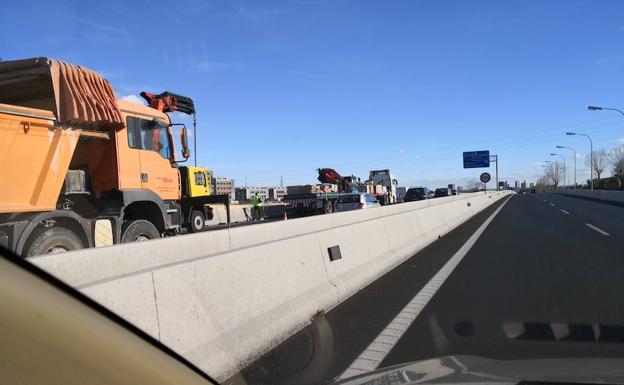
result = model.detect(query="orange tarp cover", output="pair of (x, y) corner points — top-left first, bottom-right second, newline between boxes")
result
(0, 57), (123, 129)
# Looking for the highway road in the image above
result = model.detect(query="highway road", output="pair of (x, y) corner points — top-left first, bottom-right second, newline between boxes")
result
(226, 192), (624, 385)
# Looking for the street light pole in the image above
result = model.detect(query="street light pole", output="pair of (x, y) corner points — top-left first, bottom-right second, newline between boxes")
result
(543, 161), (552, 188)
(556, 145), (577, 189)
(588, 105), (624, 117)
(567, 132), (593, 190)
(550, 153), (566, 188)
(489, 154), (499, 190)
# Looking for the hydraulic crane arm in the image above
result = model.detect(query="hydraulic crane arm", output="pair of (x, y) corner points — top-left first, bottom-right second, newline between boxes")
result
(139, 91), (196, 115)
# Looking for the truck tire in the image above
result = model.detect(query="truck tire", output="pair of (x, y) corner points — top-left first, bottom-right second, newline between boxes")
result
(188, 210), (205, 233)
(121, 220), (160, 243)
(25, 227), (84, 257)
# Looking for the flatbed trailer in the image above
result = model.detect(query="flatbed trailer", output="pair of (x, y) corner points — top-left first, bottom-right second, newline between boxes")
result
(283, 192), (346, 216)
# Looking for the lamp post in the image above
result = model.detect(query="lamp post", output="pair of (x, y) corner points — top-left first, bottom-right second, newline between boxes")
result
(588, 105), (624, 116)
(556, 145), (577, 189)
(543, 161), (554, 189)
(550, 153), (566, 188)
(566, 132), (593, 190)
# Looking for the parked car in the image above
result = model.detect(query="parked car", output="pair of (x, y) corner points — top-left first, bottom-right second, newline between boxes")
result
(433, 187), (451, 198)
(404, 187), (433, 202)
(335, 193), (381, 212)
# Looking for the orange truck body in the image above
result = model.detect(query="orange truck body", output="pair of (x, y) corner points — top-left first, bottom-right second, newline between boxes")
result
(0, 103), (79, 213)
(0, 57), (227, 256)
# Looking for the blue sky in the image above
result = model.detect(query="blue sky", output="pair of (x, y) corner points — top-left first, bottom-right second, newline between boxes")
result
(2, 0), (624, 188)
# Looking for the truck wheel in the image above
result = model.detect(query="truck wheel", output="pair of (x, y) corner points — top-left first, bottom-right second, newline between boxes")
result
(121, 220), (160, 243)
(25, 227), (84, 257)
(188, 210), (205, 233)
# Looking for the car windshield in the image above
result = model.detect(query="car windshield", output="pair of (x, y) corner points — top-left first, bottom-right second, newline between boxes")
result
(339, 194), (360, 204)
(2, 2), (624, 385)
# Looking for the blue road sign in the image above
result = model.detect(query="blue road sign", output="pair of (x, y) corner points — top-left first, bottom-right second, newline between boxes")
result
(463, 150), (490, 168)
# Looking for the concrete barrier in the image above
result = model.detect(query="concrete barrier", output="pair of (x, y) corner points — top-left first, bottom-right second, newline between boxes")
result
(556, 189), (624, 205)
(207, 203), (287, 226)
(30, 191), (512, 381)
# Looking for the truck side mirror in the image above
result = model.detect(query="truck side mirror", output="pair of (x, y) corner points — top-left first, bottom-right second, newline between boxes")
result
(180, 126), (190, 159)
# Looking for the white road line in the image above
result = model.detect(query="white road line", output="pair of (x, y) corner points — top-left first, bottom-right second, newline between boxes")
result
(560, 209), (570, 215)
(549, 203), (555, 206)
(338, 196), (512, 380)
(585, 223), (610, 236)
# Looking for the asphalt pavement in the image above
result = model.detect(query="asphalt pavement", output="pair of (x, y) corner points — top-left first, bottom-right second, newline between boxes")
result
(381, 192), (624, 369)
(226, 193), (624, 385)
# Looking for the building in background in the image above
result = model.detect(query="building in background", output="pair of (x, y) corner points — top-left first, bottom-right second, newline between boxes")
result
(213, 177), (235, 201)
(521, 181), (527, 190)
(269, 187), (287, 202)
(234, 188), (247, 202)
(235, 187), (270, 202)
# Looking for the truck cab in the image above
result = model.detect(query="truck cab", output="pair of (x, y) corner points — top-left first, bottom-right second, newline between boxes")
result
(116, 100), (181, 201)
(368, 169), (398, 204)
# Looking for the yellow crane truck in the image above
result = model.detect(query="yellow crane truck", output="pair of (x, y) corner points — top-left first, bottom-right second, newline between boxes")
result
(0, 57), (229, 257)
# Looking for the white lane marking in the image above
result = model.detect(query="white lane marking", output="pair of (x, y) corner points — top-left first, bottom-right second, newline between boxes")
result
(560, 209), (570, 215)
(338, 196), (512, 380)
(585, 223), (610, 236)
(549, 203), (555, 206)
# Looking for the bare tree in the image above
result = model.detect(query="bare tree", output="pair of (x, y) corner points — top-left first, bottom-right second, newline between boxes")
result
(610, 145), (624, 175)
(466, 178), (479, 191)
(545, 161), (562, 187)
(586, 149), (609, 181)
(535, 175), (549, 192)
(610, 145), (624, 188)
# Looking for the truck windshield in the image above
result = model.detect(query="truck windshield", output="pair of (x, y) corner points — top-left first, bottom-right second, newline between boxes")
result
(127, 117), (173, 160)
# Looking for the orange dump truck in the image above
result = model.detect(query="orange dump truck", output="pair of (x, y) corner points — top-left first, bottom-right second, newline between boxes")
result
(0, 57), (229, 257)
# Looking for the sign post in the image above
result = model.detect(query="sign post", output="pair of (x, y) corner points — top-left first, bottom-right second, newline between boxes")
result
(464, 150), (499, 191)
(480, 172), (491, 193)
(490, 154), (499, 190)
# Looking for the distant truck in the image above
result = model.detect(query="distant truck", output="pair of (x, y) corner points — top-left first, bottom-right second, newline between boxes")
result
(448, 184), (457, 195)
(0, 57), (229, 257)
(283, 168), (363, 215)
(368, 169), (398, 205)
(283, 191), (346, 216)
(283, 168), (399, 215)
